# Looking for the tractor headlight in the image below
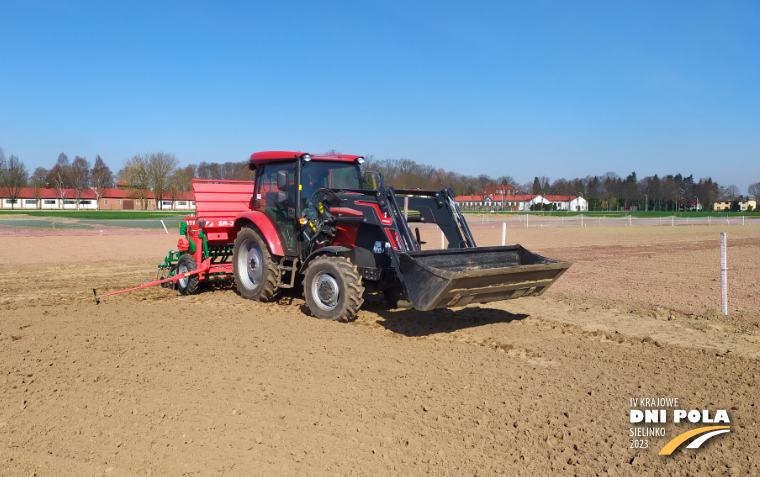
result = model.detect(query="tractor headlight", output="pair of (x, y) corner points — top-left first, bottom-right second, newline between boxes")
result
(302, 154), (312, 162)
(356, 157), (365, 164)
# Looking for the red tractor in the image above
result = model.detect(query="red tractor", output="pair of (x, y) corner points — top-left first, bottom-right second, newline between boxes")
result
(98, 151), (571, 322)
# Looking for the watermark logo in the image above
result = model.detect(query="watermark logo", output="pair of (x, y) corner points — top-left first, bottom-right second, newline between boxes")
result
(658, 426), (731, 455)
(628, 398), (730, 455)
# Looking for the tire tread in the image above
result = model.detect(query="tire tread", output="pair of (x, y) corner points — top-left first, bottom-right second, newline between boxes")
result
(304, 255), (364, 322)
(177, 254), (200, 296)
(233, 225), (280, 301)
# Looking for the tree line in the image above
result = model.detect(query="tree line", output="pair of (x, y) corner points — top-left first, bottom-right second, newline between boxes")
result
(0, 148), (117, 209)
(0, 146), (252, 210)
(525, 172), (752, 212)
(1, 145), (758, 212)
(117, 155), (252, 209)
(364, 156), (758, 212)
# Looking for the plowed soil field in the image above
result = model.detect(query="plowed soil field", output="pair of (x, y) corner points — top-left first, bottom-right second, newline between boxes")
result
(1, 224), (759, 476)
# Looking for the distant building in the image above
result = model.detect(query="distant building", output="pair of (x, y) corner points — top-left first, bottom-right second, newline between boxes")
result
(714, 199), (757, 212)
(454, 194), (587, 211)
(0, 186), (196, 211)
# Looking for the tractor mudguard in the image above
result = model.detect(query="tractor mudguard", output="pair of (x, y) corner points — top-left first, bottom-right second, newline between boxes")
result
(234, 211), (285, 256)
(300, 245), (353, 271)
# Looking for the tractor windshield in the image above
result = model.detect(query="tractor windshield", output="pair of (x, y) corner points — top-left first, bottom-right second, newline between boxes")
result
(301, 161), (364, 191)
(301, 161), (364, 219)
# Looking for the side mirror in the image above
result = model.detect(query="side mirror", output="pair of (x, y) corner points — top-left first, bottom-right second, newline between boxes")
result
(277, 191), (288, 204)
(277, 170), (288, 191)
(362, 171), (383, 190)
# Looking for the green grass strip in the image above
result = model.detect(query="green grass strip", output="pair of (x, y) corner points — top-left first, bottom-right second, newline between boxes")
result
(0, 210), (190, 220)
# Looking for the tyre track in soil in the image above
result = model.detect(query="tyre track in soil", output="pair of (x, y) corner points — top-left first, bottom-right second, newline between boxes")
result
(1, 259), (759, 476)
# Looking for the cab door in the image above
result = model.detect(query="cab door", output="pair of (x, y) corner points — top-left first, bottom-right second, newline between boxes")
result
(255, 162), (299, 255)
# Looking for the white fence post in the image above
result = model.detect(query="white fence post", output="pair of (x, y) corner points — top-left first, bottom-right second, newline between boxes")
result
(720, 233), (728, 315)
(526, 214), (529, 228)
(440, 231), (445, 249)
(501, 222), (506, 246)
(160, 220), (168, 234)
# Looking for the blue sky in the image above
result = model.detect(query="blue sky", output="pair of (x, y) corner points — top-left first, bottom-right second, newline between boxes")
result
(1, 1), (758, 191)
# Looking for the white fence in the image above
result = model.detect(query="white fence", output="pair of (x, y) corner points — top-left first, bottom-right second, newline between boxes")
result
(0, 218), (172, 237)
(463, 214), (760, 228)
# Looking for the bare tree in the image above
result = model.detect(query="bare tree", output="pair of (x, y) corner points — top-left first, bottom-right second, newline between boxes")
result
(49, 153), (71, 208)
(725, 184), (739, 201)
(196, 161), (221, 180)
(30, 167), (48, 187)
(448, 172), (476, 197)
(166, 173), (182, 209)
(475, 174), (492, 201)
(119, 154), (151, 209)
(228, 161), (253, 181)
(4, 155), (29, 209)
(70, 156), (91, 209)
(90, 155), (114, 208)
(551, 178), (571, 195)
(0, 147), (6, 199)
(174, 165), (196, 192)
(496, 175), (518, 189)
(30, 167), (49, 206)
(747, 182), (760, 200)
(148, 152), (178, 210)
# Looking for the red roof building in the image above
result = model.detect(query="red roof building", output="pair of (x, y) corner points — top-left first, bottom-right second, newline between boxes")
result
(0, 187), (196, 211)
(455, 193), (586, 211)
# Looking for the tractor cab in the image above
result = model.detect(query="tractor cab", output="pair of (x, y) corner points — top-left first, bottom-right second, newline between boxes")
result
(249, 152), (366, 255)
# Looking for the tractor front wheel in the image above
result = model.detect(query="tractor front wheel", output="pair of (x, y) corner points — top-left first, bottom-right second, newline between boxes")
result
(177, 254), (200, 295)
(233, 226), (279, 301)
(303, 256), (364, 322)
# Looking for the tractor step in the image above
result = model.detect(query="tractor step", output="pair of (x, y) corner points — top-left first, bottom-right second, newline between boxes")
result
(278, 256), (300, 289)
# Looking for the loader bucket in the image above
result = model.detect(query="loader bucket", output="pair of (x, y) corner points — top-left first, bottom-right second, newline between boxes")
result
(397, 245), (572, 311)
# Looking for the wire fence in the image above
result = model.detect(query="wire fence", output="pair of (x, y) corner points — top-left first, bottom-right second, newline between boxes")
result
(462, 214), (760, 228)
(0, 218), (172, 237)
(1, 213), (758, 238)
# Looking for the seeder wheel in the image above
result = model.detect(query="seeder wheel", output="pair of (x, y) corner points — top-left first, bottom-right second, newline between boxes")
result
(177, 254), (200, 295)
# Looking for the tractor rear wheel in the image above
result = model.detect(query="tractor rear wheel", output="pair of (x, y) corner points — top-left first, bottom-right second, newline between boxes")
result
(303, 256), (364, 322)
(233, 225), (279, 301)
(177, 254), (200, 295)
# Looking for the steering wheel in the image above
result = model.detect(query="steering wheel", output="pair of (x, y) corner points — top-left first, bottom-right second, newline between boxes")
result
(310, 187), (343, 211)
(305, 188), (345, 234)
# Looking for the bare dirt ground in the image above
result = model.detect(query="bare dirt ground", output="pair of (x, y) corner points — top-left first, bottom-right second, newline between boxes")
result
(1, 225), (759, 476)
